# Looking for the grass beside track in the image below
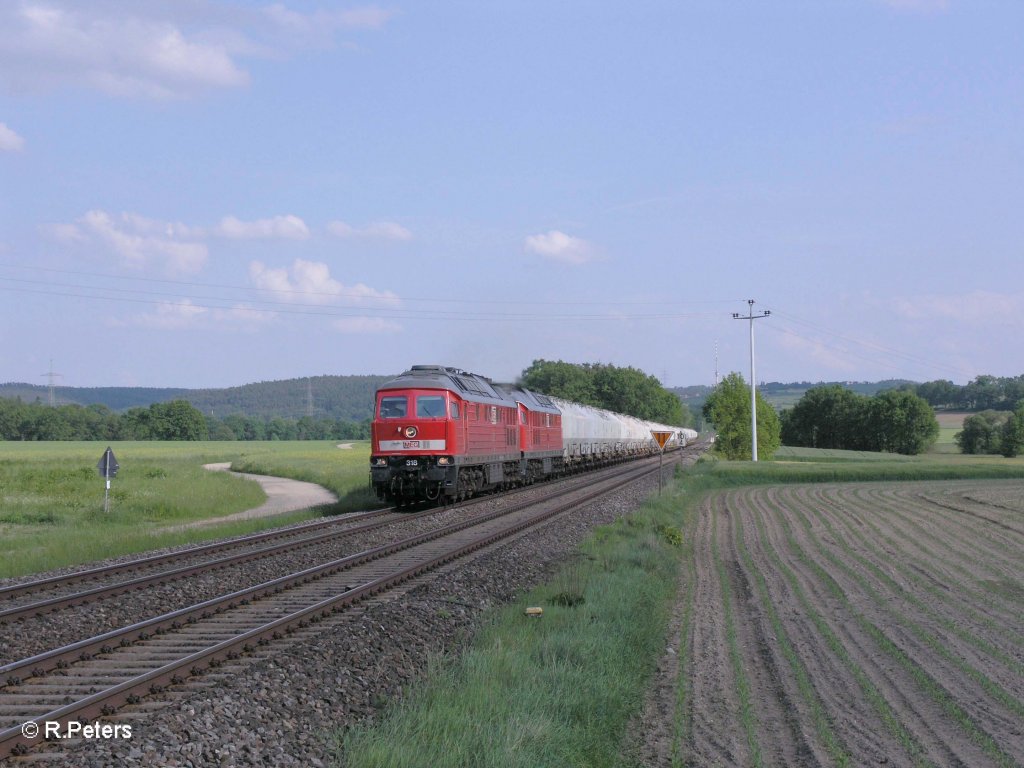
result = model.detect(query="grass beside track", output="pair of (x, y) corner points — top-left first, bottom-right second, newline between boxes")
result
(335, 446), (1024, 768)
(337, 487), (695, 768)
(0, 441), (376, 579)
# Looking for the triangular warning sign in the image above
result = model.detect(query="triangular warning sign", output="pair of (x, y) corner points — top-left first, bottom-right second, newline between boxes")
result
(651, 431), (673, 449)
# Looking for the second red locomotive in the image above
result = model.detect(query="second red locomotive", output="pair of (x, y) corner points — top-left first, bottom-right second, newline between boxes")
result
(370, 364), (694, 506)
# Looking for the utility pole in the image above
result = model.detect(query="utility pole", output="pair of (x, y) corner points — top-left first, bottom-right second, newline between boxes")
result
(732, 300), (770, 461)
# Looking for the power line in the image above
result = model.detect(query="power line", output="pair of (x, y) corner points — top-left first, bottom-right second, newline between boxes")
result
(0, 262), (745, 309)
(0, 280), (729, 323)
(765, 309), (978, 381)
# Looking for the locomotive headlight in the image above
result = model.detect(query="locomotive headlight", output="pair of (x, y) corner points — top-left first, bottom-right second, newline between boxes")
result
(404, 426), (418, 438)
(437, 456), (451, 465)
(372, 457), (387, 466)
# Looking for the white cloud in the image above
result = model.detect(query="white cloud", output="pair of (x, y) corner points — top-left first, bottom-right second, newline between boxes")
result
(524, 230), (592, 265)
(893, 290), (1024, 325)
(75, 210), (208, 273)
(0, 3), (394, 99)
(0, 122), (24, 151)
(249, 258), (400, 307)
(877, 0), (949, 13)
(132, 300), (275, 330)
(217, 304), (276, 327)
(264, 5), (395, 40)
(0, 4), (248, 99)
(775, 329), (859, 374)
(42, 222), (86, 242)
(218, 214), (310, 240)
(139, 299), (208, 329)
(327, 220), (412, 241)
(333, 316), (402, 334)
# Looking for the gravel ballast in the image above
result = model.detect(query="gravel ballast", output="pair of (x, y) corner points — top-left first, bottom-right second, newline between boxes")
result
(14, 455), (700, 767)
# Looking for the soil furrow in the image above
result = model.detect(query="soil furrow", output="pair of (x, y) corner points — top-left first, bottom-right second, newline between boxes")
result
(777, 487), (1023, 765)
(683, 493), (749, 767)
(754, 488), (994, 767)
(825, 486), (1023, 628)
(725, 507), (822, 767)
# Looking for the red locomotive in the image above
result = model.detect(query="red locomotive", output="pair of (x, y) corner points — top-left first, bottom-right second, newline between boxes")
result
(370, 364), (694, 506)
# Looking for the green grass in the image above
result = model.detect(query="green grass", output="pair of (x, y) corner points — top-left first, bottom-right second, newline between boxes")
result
(0, 440), (376, 578)
(336, 489), (695, 768)
(710, 445), (1024, 485)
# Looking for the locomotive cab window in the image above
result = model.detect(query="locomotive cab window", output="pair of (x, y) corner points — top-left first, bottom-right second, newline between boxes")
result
(416, 396), (446, 418)
(379, 396), (407, 418)
(450, 402), (460, 419)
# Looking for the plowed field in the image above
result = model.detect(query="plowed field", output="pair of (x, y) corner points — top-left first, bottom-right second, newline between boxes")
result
(637, 479), (1024, 768)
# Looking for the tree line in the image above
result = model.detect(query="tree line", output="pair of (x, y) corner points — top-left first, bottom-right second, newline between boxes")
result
(0, 398), (370, 442)
(701, 377), (941, 459)
(779, 384), (940, 455)
(699, 376), (1024, 460)
(913, 375), (1024, 411)
(955, 406), (1024, 457)
(519, 359), (693, 427)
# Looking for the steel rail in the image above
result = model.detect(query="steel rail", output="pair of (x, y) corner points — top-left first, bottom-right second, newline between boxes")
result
(0, 508), (431, 622)
(0, 457), (659, 685)
(0, 506), (392, 603)
(0, 456), (671, 759)
(0, 448), (679, 621)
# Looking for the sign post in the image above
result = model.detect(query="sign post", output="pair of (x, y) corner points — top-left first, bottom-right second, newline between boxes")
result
(97, 446), (119, 513)
(650, 431), (674, 495)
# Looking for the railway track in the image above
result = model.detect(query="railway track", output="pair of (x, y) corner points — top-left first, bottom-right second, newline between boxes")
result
(0, 507), (394, 610)
(0, 450), (685, 759)
(0, 452), (683, 628)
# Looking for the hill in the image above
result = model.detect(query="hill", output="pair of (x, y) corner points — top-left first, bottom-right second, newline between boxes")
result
(3, 375), (918, 425)
(0, 375), (393, 421)
(0, 384), (193, 411)
(671, 379), (915, 415)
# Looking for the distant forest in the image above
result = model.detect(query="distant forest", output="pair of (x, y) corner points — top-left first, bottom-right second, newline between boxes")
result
(3, 371), (1021, 442)
(0, 375), (392, 421)
(674, 376), (1024, 415)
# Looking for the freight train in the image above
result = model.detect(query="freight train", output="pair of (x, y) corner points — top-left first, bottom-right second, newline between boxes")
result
(369, 365), (697, 506)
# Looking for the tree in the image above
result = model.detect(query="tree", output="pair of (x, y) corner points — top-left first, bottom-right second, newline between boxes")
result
(148, 400), (209, 441)
(520, 360), (598, 406)
(869, 390), (939, 455)
(955, 411), (1008, 455)
(520, 359), (689, 426)
(1001, 401), (1024, 458)
(0, 398), (26, 440)
(916, 379), (961, 409)
(702, 372), (781, 460)
(963, 375), (1004, 410)
(780, 385), (864, 449)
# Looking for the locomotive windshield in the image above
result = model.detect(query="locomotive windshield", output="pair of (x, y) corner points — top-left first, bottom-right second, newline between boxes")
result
(379, 396), (407, 418)
(416, 395), (446, 418)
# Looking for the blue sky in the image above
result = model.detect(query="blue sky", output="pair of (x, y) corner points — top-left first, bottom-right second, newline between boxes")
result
(1, 0), (1021, 389)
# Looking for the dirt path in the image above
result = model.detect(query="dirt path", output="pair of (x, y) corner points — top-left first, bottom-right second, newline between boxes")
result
(160, 464), (338, 532)
(632, 479), (1024, 768)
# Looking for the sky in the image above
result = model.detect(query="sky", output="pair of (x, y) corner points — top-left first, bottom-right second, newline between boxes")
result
(1, 0), (1022, 390)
